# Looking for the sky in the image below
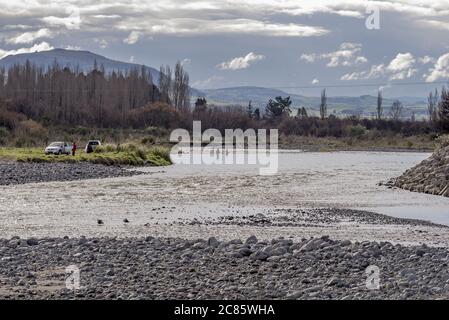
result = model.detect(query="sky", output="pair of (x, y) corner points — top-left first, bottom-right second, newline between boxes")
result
(1, 0), (449, 97)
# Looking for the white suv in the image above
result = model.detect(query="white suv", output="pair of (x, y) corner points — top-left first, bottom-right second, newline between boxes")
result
(45, 142), (72, 155)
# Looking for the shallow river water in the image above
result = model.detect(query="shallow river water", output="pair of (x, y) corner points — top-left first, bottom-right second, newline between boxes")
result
(1, 151), (449, 239)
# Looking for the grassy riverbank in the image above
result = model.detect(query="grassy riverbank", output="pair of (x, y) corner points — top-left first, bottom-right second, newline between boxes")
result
(0, 144), (172, 166)
(279, 134), (437, 152)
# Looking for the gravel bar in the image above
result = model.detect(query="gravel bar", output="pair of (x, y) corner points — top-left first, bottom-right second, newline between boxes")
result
(0, 162), (143, 185)
(1, 235), (449, 300)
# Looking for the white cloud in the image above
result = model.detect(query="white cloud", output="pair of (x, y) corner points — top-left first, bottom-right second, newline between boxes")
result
(2, 0), (449, 39)
(386, 52), (417, 80)
(300, 54), (316, 63)
(300, 42), (367, 67)
(425, 53), (449, 82)
(2, 25), (33, 30)
(123, 31), (143, 44)
(217, 52), (265, 70)
(120, 19), (329, 37)
(0, 42), (54, 59)
(65, 45), (81, 50)
(341, 52), (419, 81)
(387, 53), (415, 71)
(419, 55), (435, 64)
(92, 15), (121, 19)
(340, 64), (387, 81)
(94, 38), (108, 49)
(355, 56), (368, 64)
(312, 78), (319, 84)
(277, 1), (449, 19)
(418, 19), (449, 31)
(6, 28), (53, 44)
(41, 7), (80, 30)
(181, 58), (191, 66)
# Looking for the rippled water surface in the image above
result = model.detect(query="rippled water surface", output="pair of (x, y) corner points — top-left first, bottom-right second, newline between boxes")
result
(1, 151), (449, 237)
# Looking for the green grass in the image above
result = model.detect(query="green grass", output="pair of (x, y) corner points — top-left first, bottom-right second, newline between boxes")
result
(0, 146), (172, 166)
(278, 134), (436, 152)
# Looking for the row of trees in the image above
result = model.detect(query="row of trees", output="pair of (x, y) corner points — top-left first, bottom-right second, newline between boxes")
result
(1, 58), (448, 138)
(260, 87), (449, 126)
(190, 97), (434, 137)
(260, 89), (406, 122)
(0, 60), (190, 129)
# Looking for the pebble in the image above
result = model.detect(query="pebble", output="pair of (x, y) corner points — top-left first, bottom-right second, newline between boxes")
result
(0, 162), (143, 186)
(0, 235), (448, 300)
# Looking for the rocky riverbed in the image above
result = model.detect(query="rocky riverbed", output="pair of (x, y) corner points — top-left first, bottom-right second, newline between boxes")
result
(180, 208), (443, 228)
(1, 235), (449, 300)
(389, 146), (449, 197)
(0, 162), (143, 185)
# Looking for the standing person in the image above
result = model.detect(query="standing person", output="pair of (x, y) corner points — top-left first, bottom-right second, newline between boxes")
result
(72, 141), (77, 156)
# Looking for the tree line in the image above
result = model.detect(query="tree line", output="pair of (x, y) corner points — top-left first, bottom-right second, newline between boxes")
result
(0, 59), (190, 129)
(1, 58), (448, 145)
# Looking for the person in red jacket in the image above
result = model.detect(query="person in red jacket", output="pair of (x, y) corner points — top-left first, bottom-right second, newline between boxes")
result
(72, 141), (77, 156)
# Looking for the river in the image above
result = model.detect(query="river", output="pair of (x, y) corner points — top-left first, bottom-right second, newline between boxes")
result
(1, 151), (448, 239)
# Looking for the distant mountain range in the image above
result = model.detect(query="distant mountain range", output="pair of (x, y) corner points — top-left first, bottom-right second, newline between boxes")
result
(0, 49), (428, 118)
(195, 86), (428, 118)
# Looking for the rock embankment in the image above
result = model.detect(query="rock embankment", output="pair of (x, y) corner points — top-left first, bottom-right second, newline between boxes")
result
(0, 162), (143, 185)
(389, 146), (449, 197)
(1, 235), (449, 299)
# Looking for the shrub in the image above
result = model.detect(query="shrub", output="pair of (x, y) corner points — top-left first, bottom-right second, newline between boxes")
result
(0, 109), (25, 130)
(94, 144), (116, 153)
(14, 119), (48, 146)
(347, 124), (367, 138)
(134, 148), (147, 161)
(144, 126), (169, 137)
(0, 126), (9, 138)
(150, 146), (171, 163)
(141, 137), (155, 145)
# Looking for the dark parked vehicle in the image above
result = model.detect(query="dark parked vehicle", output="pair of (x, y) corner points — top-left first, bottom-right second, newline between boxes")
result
(85, 140), (101, 153)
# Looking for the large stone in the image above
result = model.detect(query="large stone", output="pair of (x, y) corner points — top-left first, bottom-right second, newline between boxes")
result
(299, 238), (323, 252)
(250, 250), (269, 261)
(207, 237), (220, 248)
(238, 247), (253, 257)
(245, 235), (258, 245)
(26, 238), (39, 246)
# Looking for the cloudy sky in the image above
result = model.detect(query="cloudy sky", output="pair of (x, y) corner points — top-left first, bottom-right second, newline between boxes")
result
(1, 0), (449, 97)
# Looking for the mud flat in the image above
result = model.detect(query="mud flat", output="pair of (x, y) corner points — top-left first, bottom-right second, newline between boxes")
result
(0, 162), (143, 185)
(1, 235), (449, 300)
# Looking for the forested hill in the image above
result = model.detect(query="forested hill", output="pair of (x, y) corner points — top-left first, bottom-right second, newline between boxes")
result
(0, 48), (160, 82)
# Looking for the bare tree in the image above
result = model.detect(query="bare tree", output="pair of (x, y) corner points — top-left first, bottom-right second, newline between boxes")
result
(320, 89), (327, 120)
(376, 90), (383, 120)
(0, 61), (159, 128)
(427, 89), (439, 123)
(297, 107), (308, 118)
(159, 65), (172, 104)
(439, 86), (449, 123)
(390, 100), (403, 120)
(171, 61), (190, 113)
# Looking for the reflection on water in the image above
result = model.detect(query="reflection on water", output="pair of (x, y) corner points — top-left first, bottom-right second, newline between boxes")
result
(1, 151), (449, 231)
